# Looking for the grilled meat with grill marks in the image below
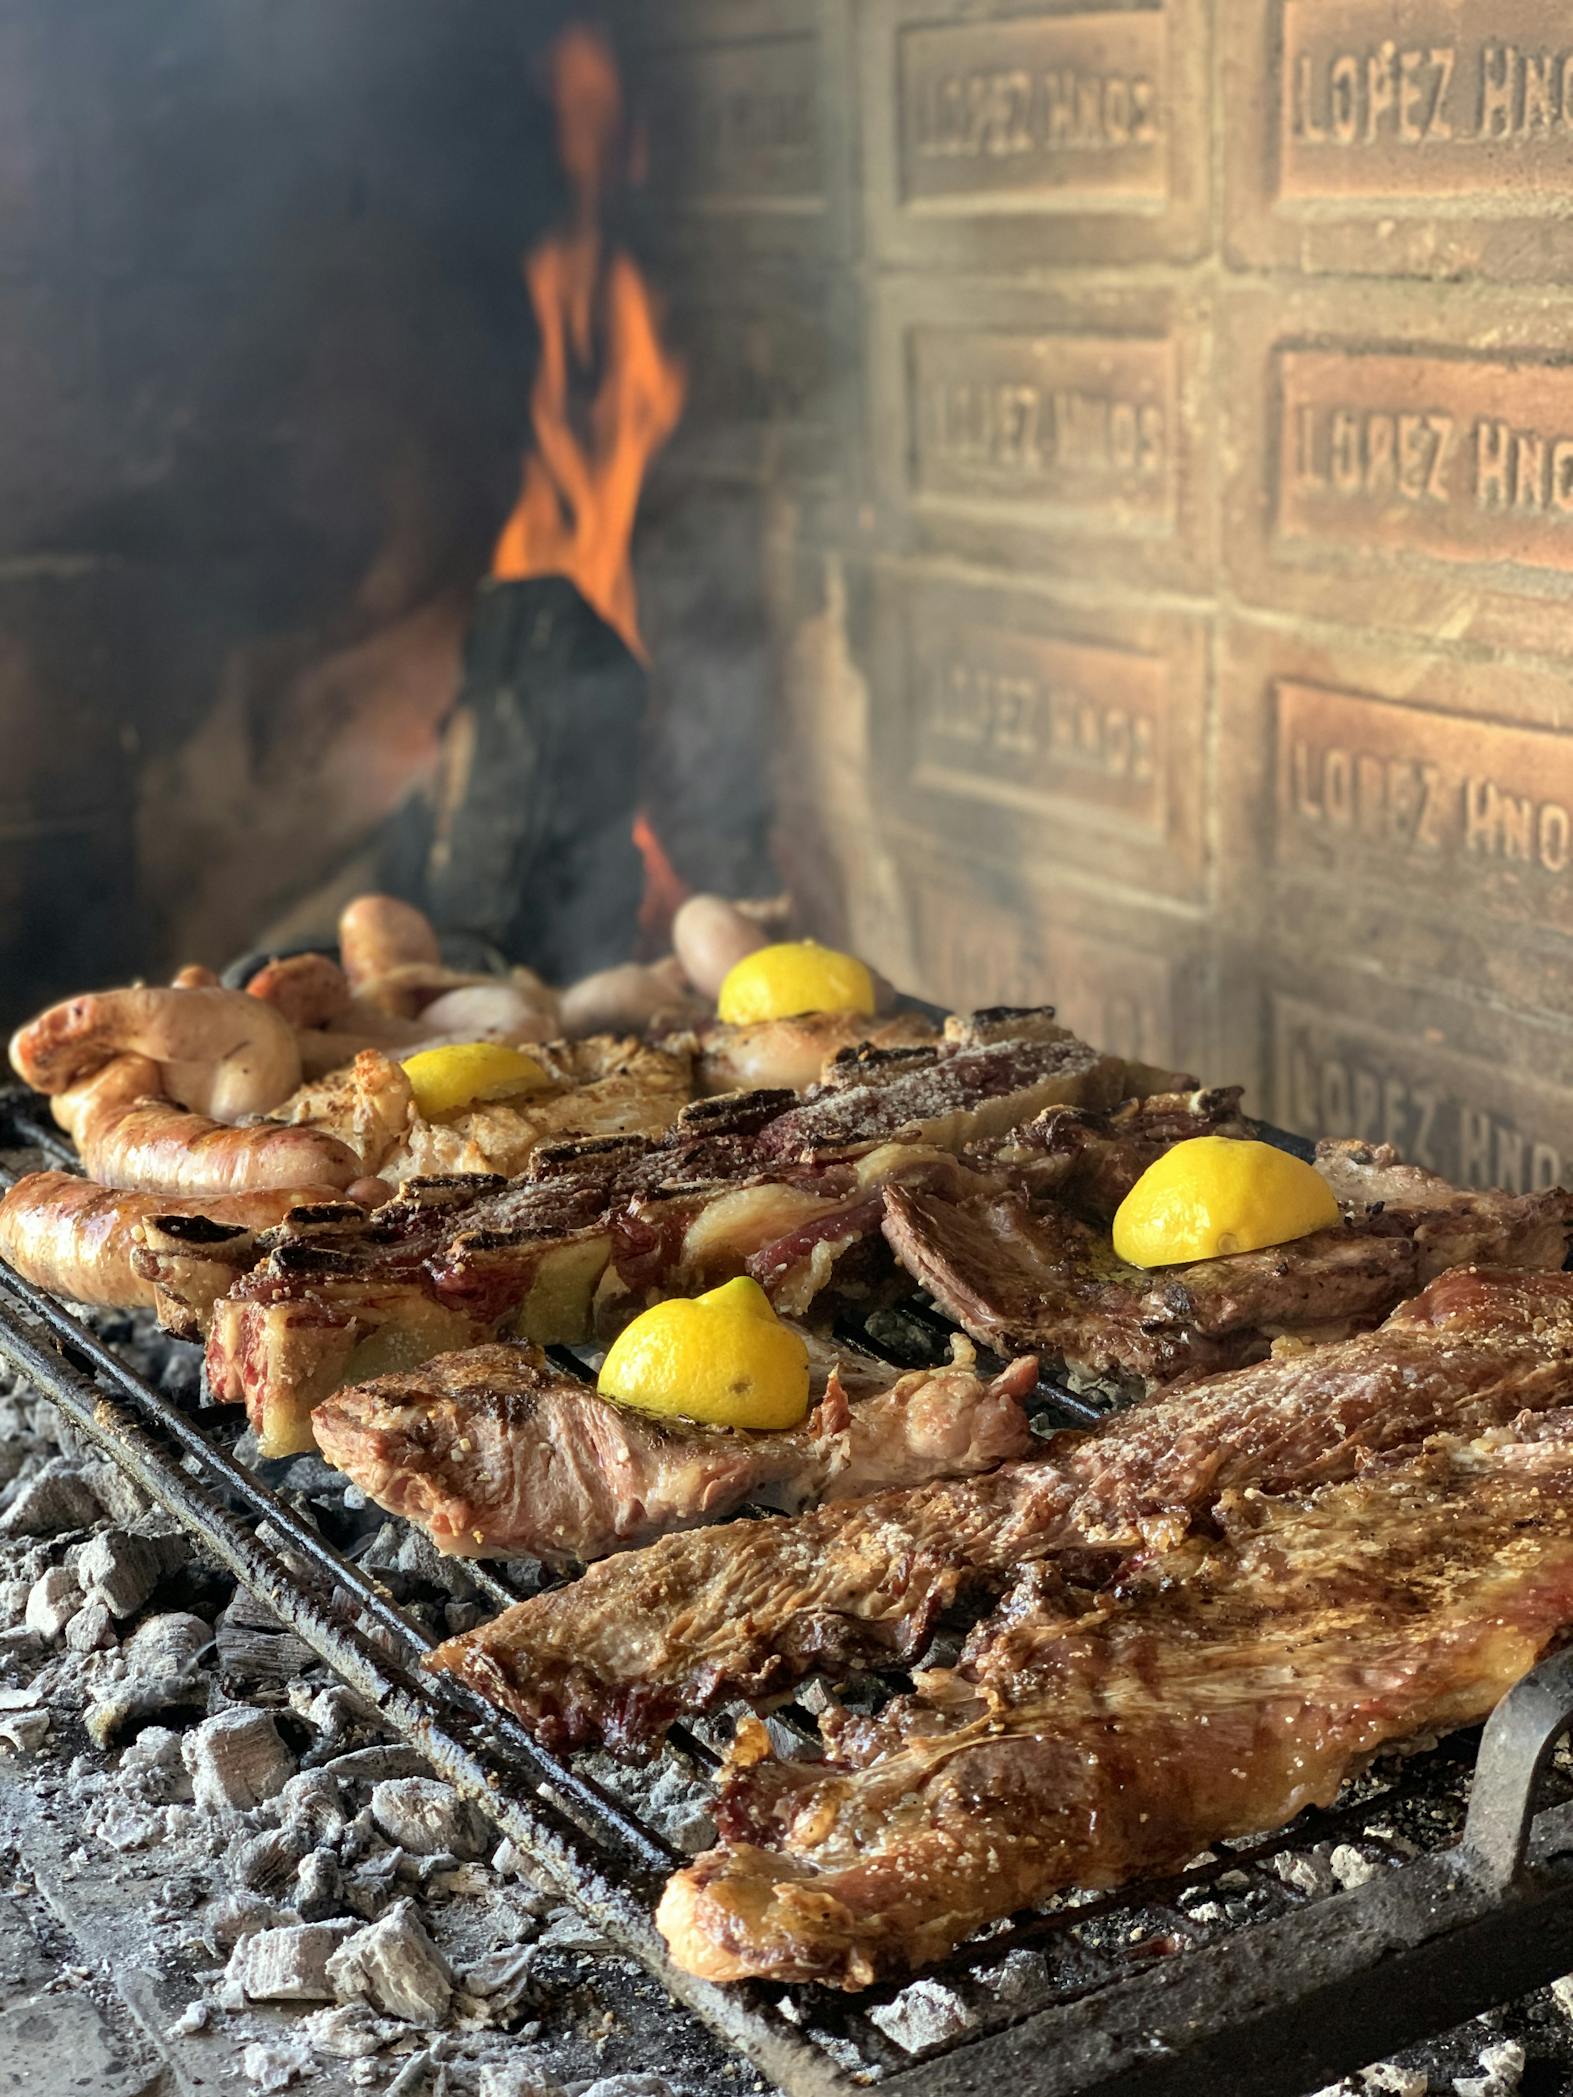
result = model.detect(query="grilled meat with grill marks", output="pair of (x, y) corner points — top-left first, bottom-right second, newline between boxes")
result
(659, 1413), (1573, 1986)
(275, 1035), (692, 1181)
(0, 1172), (345, 1309)
(881, 1137), (1573, 1396)
(186, 1014), (1148, 1450)
(429, 1267), (1573, 1754)
(969, 1086), (1252, 1214)
(313, 1334), (1038, 1563)
(754, 1014), (1161, 1166)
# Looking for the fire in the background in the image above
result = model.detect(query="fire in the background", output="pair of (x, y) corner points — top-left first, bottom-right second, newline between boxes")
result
(491, 25), (685, 668)
(491, 25), (689, 939)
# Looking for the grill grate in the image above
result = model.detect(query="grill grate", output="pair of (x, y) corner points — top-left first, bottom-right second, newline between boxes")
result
(5, 1084), (1573, 2096)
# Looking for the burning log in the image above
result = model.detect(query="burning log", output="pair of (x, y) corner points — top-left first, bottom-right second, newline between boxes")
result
(421, 575), (647, 982)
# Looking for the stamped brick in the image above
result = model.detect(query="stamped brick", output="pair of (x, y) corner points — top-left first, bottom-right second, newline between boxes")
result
(870, 566), (1207, 899)
(620, 0), (853, 259)
(1226, 0), (1573, 280)
(652, 263), (857, 494)
(1218, 620), (1573, 1020)
(860, 0), (1208, 269)
(1263, 976), (1573, 1191)
(1221, 283), (1573, 657)
(888, 827), (1211, 1073)
(871, 275), (1208, 591)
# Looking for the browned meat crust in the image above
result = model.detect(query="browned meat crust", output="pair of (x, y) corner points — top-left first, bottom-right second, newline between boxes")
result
(881, 1137), (1573, 1396)
(313, 1336), (1038, 1563)
(0, 1172), (343, 1310)
(658, 1412), (1573, 1985)
(184, 1015), (1135, 1443)
(428, 1267), (1573, 1754)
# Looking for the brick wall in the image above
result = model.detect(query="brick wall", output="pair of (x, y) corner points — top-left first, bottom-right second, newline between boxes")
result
(625, 0), (1573, 1186)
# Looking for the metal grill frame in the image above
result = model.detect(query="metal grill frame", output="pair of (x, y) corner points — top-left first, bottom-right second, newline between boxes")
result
(5, 1086), (1573, 2097)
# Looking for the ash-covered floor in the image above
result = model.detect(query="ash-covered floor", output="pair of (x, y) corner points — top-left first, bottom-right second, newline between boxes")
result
(0, 1338), (1570, 2097)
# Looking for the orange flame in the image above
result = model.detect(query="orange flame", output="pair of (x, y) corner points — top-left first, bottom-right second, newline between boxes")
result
(490, 26), (685, 666)
(633, 809), (693, 941)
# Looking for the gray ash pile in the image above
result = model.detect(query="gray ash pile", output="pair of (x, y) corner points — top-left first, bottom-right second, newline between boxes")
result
(0, 1319), (762, 2097)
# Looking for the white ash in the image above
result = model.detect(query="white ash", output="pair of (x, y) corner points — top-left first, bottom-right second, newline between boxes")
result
(1454, 2040), (1526, 2097)
(371, 1775), (491, 1859)
(297, 2002), (405, 2058)
(867, 1977), (973, 2055)
(1329, 1842), (1381, 1889)
(327, 1897), (455, 2024)
(242, 2037), (315, 2091)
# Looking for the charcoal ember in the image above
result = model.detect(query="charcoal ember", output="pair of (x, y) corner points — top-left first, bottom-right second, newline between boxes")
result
(0, 1709), (49, 1753)
(327, 1896), (454, 2024)
(76, 1526), (183, 1619)
(867, 1978), (973, 2056)
(216, 1586), (316, 1686)
(63, 1596), (115, 1651)
(456, 1944), (537, 2026)
(233, 1822), (314, 1896)
(1272, 1848), (1338, 1898)
(295, 1847), (348, 1923)
(370, 1776), (489, 1859)
(416, 574), (646, 981)
(0, 1458), (102, 1537)
(225, 1919), (358, 2003)
(320, 1744), (432, 1787)
(296, 2002), (403, 2059)
(184, 1708), (296, 1812)
(24, 1565), (81, 1639)
(273, 1767), (348, 1838)
(534, 1907), (608, 1955)
(123, 1609), (212, 1674)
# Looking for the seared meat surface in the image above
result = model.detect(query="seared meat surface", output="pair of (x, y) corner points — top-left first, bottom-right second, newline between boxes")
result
(882, 1137), (1573, 1395)
(313, 1334), (1038, 1563)
(659, 1411), (1573, 1985)
(185, 1014), (1141, 1447)
(429, 1267), (1573, 1753)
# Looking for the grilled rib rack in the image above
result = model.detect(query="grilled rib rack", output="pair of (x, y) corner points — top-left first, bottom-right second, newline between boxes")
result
(5, 1084), (1573, 2097)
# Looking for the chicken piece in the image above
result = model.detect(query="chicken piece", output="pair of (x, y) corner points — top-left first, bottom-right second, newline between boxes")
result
(273, 1038), (691, 1182)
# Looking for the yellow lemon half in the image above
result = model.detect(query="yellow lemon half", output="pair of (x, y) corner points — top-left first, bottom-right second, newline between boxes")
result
(1112, 1135), (1341, 1270)
(401, 1041), (550, 1120)
(716, 941), (876, 1027)
(597, 1275), (811, 1431)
